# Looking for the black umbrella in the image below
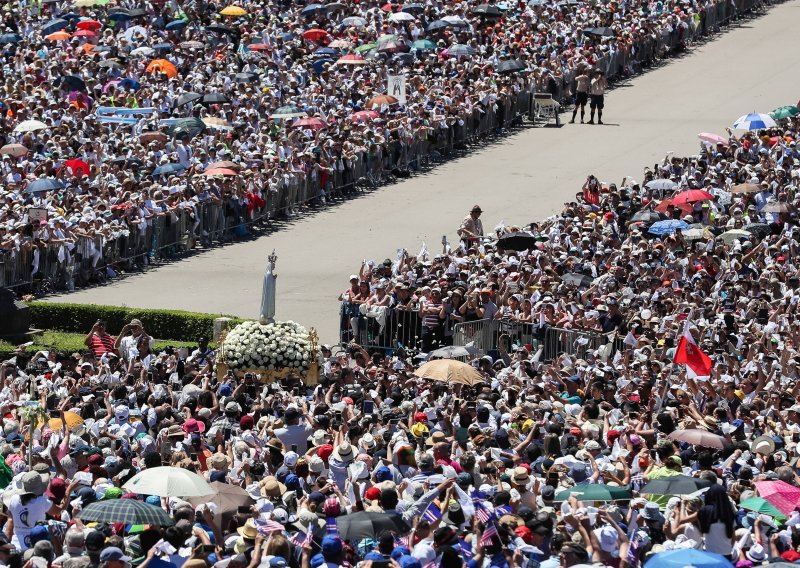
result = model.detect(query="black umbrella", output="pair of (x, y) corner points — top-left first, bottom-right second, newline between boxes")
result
(496, 232), (538, 251)
(561, 273), (594, 288)
(584, 26), (614, 37)
(743, 223), (773, 239)
(168, 117), (206, 137)
(335, 512), (410, 541)
(206, 23), (240, 36)
(175, 92), (203, 106)
(109, 156), (144, 168)
(402, 3), (425, 11)
(473, 4), (502, 16)
(392, 53), (415, 65)
(201, 92), (230, 105)
(233, 72), (259, 83)
(639, 475), (713, 495)
(630, 210), (663, 224)
(107, 10), (131, 21)
(58, 75), (86, 91)
(426, 20), (449, 31)
(128, 7), (149, 17)
(496, 59), (526, 74)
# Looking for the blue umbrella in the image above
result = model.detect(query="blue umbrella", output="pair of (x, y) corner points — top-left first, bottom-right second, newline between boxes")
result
(59, 75), (86, 91)
(165, 20), (189, 30)
(644, 549), (732, 568)
(118, 78), (141, 91)
(314, 47), (337, 56)
(26, 178), (65, 193)
(732, 112), (777, 131)
(152, 163), (185, 177)
(42, 18), (69, 34)
(107, 10), (131, 21)
(301, 3), (325, 14)
(426, 20), (449, 31)
(648, 219), (690, 236)
(311, 58), (334, 73)
(62, 12), (81, 21)
(0, 33), (21, 44)
(152, 42), (174, 51)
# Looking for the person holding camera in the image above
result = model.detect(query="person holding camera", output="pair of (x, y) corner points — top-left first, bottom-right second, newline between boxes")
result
(114, 319), (154, 364)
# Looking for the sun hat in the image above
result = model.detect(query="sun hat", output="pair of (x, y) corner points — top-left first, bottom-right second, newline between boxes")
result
(332, 442), (355, 463)
(237, 519), (259, 539)
(261, 476), (287, 498)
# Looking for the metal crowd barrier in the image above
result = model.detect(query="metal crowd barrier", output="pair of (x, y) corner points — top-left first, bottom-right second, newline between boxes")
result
(340, 303), (423, 353)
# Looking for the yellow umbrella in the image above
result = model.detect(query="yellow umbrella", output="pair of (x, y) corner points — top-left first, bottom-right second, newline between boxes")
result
(414, 359), (485, 386)
(220, 5), (247, 16)
(48, 411), (84, 432)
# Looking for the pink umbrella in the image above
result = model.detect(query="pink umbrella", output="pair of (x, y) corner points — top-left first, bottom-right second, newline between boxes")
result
(670, 189), (714, 205)
(698, 132), (728, 146)
(755, 480), (800, 515)
(103, 80), (121, 93)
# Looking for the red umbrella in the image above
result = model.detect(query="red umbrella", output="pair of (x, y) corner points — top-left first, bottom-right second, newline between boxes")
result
(73, 29), (96, 37)
(755, 481), (800, 516)
(76, 20), (102, 30)
(351, 110), (379, 122)
(292, 117), (328, 130)
(381, 3), (401, 11)
(654, 198), (691, 214)
(302, 28), (328, 42)
(63, 158), (91, 177)
(204, 167), (238, 176)
(247, 43), (271, 50)
(335, 54), (367, 65)
(670, 189), (714, 205)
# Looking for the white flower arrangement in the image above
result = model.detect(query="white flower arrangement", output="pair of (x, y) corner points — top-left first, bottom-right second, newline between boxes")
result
(222, 320), (323, 374)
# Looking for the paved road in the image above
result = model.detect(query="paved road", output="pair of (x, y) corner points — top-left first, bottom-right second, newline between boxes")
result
(47, 0), (800, 343)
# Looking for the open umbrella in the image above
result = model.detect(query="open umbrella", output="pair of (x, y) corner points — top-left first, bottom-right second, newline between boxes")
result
(351, 110), (380, 122)
(220, 5), (247, 16)
(473, 4), (502, 16)
(202, 117), (232, 130)
(78, 499), (174, 526)
(292, 117), (328, 130)
(378, 40), (410, 53)
(206, 160), (241, 171)
(353, 43), (376, 53)
(107, 9), (131, 20)
(175, 92), (203, 107)
(365, 94), (398, 109)
(131, 46), (155, 57)
(14, 120), (47, 133)
(59, 75), (86, 91)
(639, 475), (713, 495)
(496, 232), (537, 251)
(414, 359), (484, 386)
(648, 219), (690, 236)
(739, 497), (786, 520)
(670, 189), (713, 205)
(46, 31), (72, 41)
(201, 92), (230, 105)
(302, 28), (328, 42)
(428, 345), (478, 359)
(146, 59), (178, 78)
(206, 23), (240, 36)
(762, 201), (793, 213)
(152, 163), (185, 176)
(336, 511), (410, 541)
(744, 223), (772, 238)
(733, 113), (777, 131)
(412, 39), (436, 50)
(153, 42), (174, 51)
(630, 210), (663, 224)
(697, 132), (728, 145)
(0, 33), (22, 44)
(426, 19), (450, 31)
(47, 411), (84, 432)
(271, 105), (307, 118)
(42, 18), (69, 34)
(445, 44), (475, 57)
(26, 178), (65, 193)
(328, 39), (351, 48)
(682, 227), (712, 241)
(336, 54), (367, 65)
(123, 466), (214, 497)
(314, 46), (338, 57)
(645, 179), (678, 191)
(554, 484), (632, 502)
(755, 480), (800, 515)
(668, 429), (726, 449)
(140, 132), (167, 144)
(402, 3), (425, 12)
(342, 17), (368, 27)
(729, 182), (760, 193)
(0, 144), (28, 157)
(561, 273), (594, 288)
(301, 3), (325, 14)
(644, 549), (733, 568)
(166, 20), (189, 30)
(187, 482), (254, 530)
(204, 168), (238, 177)
(496, 59), (526, 74)
(718, 229), (751, 244)
(73, 29), (96, 37)
(771, 106), (800, 120)
(389, 11), (415, 21)
(97, 60), (123, 69)
(584, 26), (615, 37)
(76, 19), (102, 30)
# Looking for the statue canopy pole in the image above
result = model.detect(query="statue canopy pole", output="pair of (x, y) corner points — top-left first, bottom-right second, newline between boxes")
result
(260, 250), (277, 325)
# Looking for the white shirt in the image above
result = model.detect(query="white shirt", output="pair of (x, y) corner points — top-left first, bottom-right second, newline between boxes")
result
(8, 494), (52, 551)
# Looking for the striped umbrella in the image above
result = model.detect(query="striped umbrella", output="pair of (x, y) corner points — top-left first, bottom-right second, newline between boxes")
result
(732, 113), (776, 131)
(78, 499), (174, 526)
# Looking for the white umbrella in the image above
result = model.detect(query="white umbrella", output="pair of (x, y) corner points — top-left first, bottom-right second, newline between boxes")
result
(131, 46), (155, 57)
(122, 466), (215, 497)
(14, 120), (47, 133)
(259, 251), (277, 324)
(732, 113), (776, 131)
(124, 25), (148, 41)
(718, 229), (751, 244)
(389, 11), (414, 21)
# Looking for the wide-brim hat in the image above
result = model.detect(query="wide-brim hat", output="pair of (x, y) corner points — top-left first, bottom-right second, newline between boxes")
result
(751, 435), (776, 455)
(260, 476), (287, 498)
(332, 442), (355, 463)
(237, 519), (259, 539)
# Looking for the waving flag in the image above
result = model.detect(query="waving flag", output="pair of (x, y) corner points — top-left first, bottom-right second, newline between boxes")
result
(254, 519), (285, 535)
(326, 517), (339, 536)
(480, 523), (498, 546)
(458, 539), (474, 560)
(422, 503), (442, 523)
(673, 318), (712, 377)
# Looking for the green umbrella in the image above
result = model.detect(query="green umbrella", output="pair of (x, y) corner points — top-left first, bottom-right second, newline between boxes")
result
(739, 497), (786, 519)
(354, 43), (377, 53)
(770, 106), (800, 120)
(376, 34), (400, 44)
(554, 484), (633, 502)
(412, 39), (437, 50)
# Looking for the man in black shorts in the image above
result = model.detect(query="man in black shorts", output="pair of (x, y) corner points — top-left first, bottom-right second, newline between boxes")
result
(571, 69), (590, 124)
(588, 70), (608, 125)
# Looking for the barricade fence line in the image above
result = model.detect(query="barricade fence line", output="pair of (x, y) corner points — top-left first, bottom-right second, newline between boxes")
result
(1, 0), (769, 294)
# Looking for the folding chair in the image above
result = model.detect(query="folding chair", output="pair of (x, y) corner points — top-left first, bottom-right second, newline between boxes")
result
(533, 93), (561, 126)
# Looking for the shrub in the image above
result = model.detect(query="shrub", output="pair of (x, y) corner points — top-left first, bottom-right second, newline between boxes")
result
(28, 302), (241, 342)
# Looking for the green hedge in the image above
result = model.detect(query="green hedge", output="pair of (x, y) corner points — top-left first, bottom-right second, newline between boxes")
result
(28, 302), (242, 342)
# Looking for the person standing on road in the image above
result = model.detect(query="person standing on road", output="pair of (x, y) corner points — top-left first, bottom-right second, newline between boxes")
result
(588, 70), (608, 125)
(571, 69), (590, 124)
(458, 205), (484, 246)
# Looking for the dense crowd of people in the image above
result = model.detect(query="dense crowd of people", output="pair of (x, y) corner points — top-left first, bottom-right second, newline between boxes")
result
(0, 0), (763, 291)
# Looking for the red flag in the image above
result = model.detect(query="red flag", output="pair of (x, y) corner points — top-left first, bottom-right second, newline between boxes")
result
(673, 320), (712, 377)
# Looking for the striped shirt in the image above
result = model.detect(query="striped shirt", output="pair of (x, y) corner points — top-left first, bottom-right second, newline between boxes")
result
(89, 333), (116, 358)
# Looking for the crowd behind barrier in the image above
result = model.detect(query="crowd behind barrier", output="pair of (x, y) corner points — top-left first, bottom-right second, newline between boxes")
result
(0, 0), (772, 295)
